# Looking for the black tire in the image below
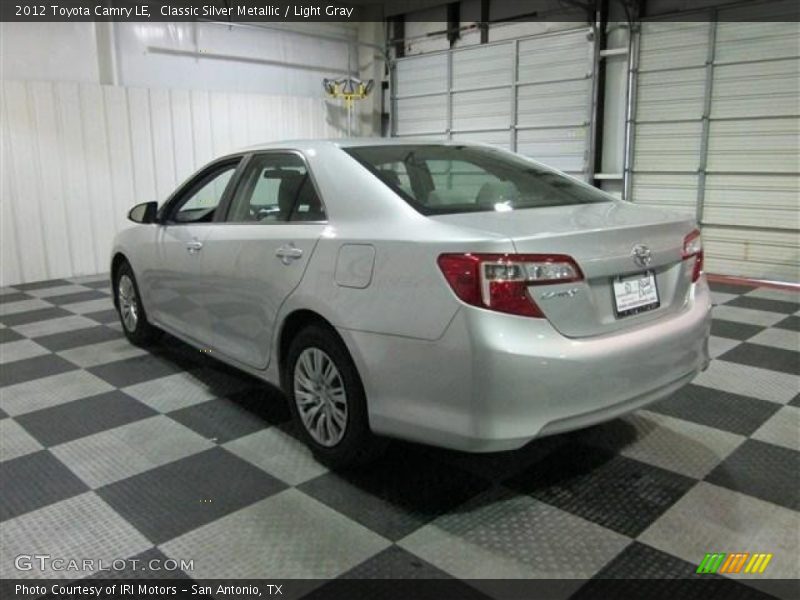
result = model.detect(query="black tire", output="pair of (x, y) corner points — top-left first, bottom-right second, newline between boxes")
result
(284, 324), (385, 469)
(114, 261), (161, 347)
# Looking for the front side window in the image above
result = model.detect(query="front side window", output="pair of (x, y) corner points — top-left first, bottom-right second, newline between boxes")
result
(344, 145), (612, 215)
(170, 162), (238, 223)
(226, 153), (325, 223)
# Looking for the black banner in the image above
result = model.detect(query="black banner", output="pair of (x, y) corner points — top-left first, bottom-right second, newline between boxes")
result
(3, 0), (799, 22)
(3, 578), (800, 600)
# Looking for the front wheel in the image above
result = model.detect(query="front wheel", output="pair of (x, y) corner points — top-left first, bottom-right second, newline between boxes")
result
(285, 324), (384, 469)
(114, 262), (160, 346)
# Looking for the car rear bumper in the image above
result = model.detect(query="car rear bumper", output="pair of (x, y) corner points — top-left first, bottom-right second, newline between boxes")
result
(340, 279), (712, 453)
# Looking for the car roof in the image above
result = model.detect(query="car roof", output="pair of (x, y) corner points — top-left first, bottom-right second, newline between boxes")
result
(238, 138), (483, 152)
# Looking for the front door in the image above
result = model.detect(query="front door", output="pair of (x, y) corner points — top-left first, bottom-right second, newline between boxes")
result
(149, 159), (241, 347)
(200, 152), (327, 370)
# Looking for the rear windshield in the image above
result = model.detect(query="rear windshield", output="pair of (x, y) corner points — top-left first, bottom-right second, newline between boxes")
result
(344, 144), (612, 215)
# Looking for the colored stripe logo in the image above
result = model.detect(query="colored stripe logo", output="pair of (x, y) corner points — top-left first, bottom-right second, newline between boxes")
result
(697, 552), (773, 574)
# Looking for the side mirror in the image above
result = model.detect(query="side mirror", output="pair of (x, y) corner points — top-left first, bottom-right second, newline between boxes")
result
(128, 202), (158, 224)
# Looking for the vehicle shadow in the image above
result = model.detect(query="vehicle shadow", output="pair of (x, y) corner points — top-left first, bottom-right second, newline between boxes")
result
(147, 333), (697, 523)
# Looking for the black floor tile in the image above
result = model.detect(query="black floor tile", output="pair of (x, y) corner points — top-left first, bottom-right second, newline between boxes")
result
(87, 354), (187, 388)
(583, 541), (708, 578)
(0, 328), (24, 344)
(97, 447), (287, 544)
(83, 309), (119, 324)
(726, 295), (799, 315)
(710, 319), (764, 341)
(719, 343), (799, 376)
(0, 354), (78, 387)
(47, 290), (109, 306)
(299, 445), (490, 541)
(790, 394), (800, 408)
(147, 335), (224, 372)
(649, 384), (780, 437)
(0, 292), (32, 304)
(13, 279), (72, 291)
(706, 439), (800, 512)
(305, 547), (490, 600)
(774, 315), (799, 332)
(0, 450), (89, 521)
(0, 407), (7, 419)
(0, 307), (71, 327)
(32, 325), (122, 352)
(573, 542), (775, 599)
(82, 279), (112, 290)
(504, 444), (695, 537)
(16, 391), (157, 446)
(708, 282), (756, 295)
(166, 391), (283, 444)
(341, 546), (457, 579)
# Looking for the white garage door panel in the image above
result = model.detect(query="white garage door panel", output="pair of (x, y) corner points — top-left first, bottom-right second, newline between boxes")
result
(395, 95), (448, 135)
(631, 4), (799, 282)
(707, 118), (799, 173)
(516, 78), (590, 129)
(704, 174), (799, 230)
(395, 54), (447, 96)
(636, 68), (706, 122)
(715, 21), (800, 64)
(704, 227), (799, 282)
(517, 127), (586, 175)
(517, 30), (591, 84)
(393, 28), (594, 180)
(711, 59), (800, 119)
(451, 88), (510, 131)
(638, 20), (710, 72)
(395, 134), (448, 141)
(451, 130), (511, 149)
(633, 121), (702, 173)
(631, 174), (698, 214)
(452, 44), (512, 91)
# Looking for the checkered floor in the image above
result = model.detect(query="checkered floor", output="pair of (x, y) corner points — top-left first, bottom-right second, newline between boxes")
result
(0, 275), (798, 596)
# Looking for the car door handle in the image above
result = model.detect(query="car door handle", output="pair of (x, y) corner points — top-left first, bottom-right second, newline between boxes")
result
(186, 241), (203, 254)
(276, 244), (303, 265)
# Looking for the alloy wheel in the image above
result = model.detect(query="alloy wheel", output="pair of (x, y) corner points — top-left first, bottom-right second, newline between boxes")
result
(118, 274), (139, 332)
(293, 347), (348, 447)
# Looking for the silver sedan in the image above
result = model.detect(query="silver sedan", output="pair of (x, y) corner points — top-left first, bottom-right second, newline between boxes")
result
(111, 140), (711, 467)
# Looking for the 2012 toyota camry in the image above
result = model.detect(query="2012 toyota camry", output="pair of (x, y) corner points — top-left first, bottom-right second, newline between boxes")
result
(111, 140), (711, 467)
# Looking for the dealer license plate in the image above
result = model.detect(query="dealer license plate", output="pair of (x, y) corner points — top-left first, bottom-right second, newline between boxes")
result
(613, 271), (660, 317)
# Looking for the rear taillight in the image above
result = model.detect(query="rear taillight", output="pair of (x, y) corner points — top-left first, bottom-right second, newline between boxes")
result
(682, 229), (704, 283)
(437, 253), (583, 318)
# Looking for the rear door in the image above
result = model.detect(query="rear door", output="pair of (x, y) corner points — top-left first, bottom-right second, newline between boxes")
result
(149, 158), (242, 345)
(201, 151), (327, 369)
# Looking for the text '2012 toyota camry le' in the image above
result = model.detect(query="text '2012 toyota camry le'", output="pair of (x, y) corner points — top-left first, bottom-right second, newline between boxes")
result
(112, 140), (711, 467)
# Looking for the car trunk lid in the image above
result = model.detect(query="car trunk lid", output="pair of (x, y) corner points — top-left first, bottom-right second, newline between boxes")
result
(430, 201), (698, 338)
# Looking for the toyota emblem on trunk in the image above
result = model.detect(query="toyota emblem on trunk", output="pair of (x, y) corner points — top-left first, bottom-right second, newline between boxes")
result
(631, 244), (652, 268)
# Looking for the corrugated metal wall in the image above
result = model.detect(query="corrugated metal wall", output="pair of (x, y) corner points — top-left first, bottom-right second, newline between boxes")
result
(630, 0), (799, 282)
(0, 80), (345, 286)
(392, 28), (595, 180)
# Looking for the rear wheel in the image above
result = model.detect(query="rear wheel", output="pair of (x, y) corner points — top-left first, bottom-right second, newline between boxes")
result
(285, 324), (384, 468)
(114, 262), (160, 346)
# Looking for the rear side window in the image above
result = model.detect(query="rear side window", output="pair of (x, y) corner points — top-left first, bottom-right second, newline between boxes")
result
(344, 145), (612, 215)
(226, 153), (326, 223)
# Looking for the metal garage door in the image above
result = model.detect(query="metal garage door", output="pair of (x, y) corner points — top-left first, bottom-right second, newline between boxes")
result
(628, 0), (799, 282)
(391, 28), (596, 180)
